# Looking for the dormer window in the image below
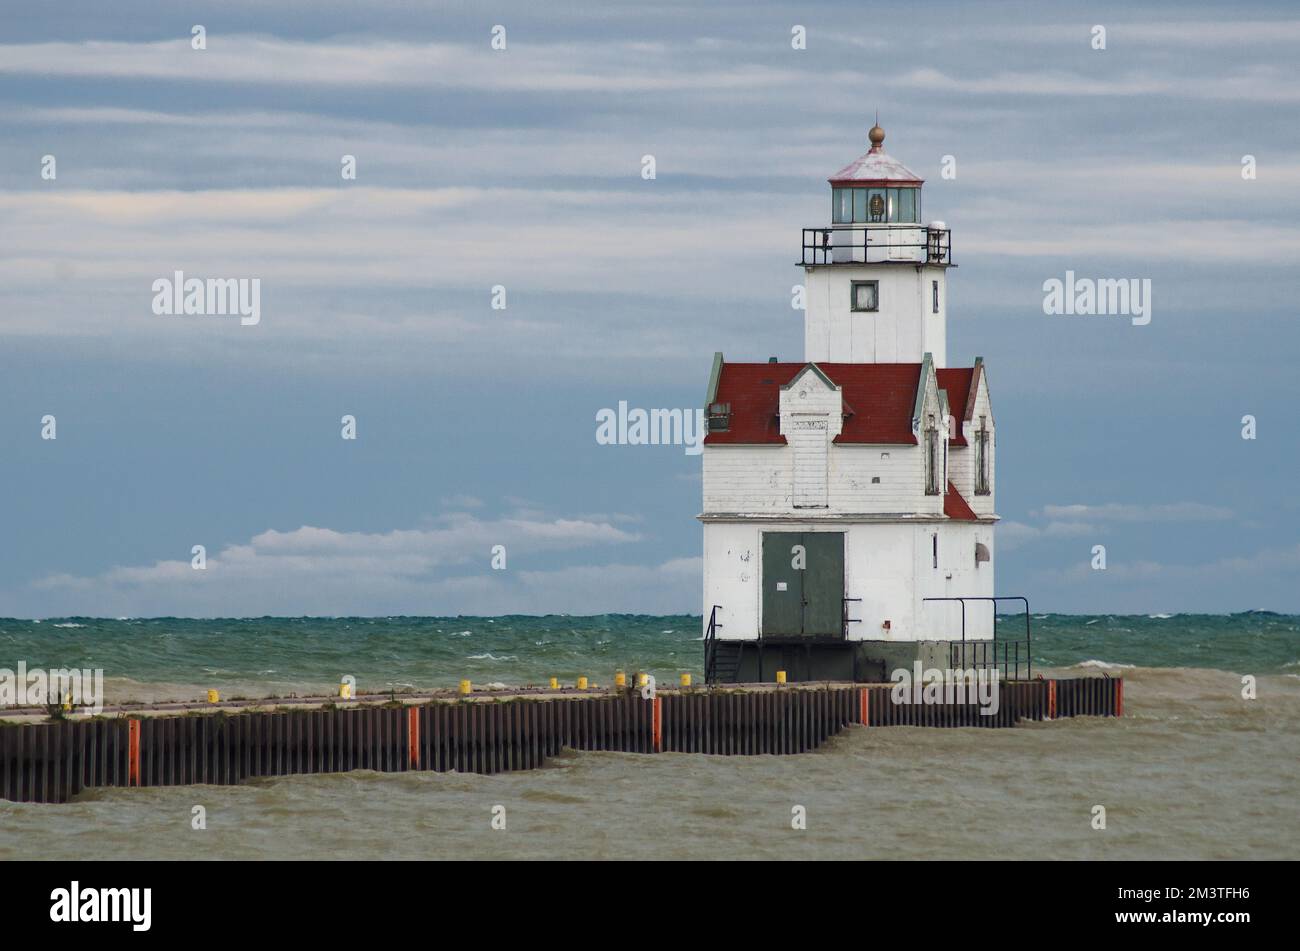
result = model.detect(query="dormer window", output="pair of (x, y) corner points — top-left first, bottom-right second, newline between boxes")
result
(851, 281), (879, 312)
(975, 416), (990, 495)
(707, 402), (731, 432)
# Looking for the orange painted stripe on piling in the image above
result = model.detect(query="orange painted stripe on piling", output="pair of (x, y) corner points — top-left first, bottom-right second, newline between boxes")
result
(127, 719), (141, 786)
(407, 706), (420, 768)
(1116, 678), (1124, 718)
(652, 696), (662, 752)
(1048, 680), (1057, 720)
(858, 688), (869, 726)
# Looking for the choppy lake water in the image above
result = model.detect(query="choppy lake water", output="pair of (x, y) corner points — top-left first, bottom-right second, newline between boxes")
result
(2, 613), (1297, 859)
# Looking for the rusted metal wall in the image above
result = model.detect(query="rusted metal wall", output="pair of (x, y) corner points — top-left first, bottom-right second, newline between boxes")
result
(0, 678), (1122, 804)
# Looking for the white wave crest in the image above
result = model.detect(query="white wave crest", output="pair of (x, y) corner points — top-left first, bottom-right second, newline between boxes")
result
(1071, 659), (1137, 670)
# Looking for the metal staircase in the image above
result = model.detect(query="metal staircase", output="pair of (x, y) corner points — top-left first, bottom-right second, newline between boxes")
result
(703, 605), (743, 684)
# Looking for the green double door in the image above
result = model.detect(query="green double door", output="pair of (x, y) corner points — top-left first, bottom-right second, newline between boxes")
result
(760, 531), (845, 637)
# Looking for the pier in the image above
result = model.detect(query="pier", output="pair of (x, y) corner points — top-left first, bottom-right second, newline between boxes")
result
(0, 677), (1122, 804)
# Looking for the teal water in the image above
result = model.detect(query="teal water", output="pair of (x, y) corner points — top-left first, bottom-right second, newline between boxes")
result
(0, 612), (1295, 701)
(3, 613), (1298, 860)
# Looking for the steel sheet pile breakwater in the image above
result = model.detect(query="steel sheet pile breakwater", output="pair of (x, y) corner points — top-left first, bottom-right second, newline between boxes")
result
(1, 678), (1122, 803)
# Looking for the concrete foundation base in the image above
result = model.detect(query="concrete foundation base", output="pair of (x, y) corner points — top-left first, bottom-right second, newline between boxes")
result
(720, 639), (984, 684)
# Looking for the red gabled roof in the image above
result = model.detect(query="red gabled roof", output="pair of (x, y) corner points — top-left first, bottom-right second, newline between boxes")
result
(944, 482), (979, 521)
(704, 362), (793, 444)
(936, 367), (974, 446)
(705, 362), (921, 446)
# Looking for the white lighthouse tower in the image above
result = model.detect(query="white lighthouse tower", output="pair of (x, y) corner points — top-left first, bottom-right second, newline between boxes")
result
(701, 124), (1001, 684)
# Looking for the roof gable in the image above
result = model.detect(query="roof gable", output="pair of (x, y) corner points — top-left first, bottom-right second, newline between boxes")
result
(936, 366), (973, 446)
(936, 357), (989, 447)
(782, 362), (838, 393)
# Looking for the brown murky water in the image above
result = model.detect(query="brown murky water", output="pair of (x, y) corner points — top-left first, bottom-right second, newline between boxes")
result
(3, 667), (1296, 860)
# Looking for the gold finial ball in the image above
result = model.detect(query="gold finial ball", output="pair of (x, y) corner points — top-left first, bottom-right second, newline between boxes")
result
(868, 124), (885, 149)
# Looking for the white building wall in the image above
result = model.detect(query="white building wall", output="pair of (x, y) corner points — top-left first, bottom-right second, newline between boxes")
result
(804, 264), (948, 366)
(703, 443), (948, 516)
(913, 521), (996, 640)
(702, 446), (790, 511)
(948, 444), (972, 498)
(702, 519), (995, 643)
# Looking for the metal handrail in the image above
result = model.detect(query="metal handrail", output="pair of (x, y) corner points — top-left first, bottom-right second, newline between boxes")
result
(800, 225), (952, 266)
(704, 604), (722, 685)
(922, 595), (1033, 680)
(843, 596), (862, 638)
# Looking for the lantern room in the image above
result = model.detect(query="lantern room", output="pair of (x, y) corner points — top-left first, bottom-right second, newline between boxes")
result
(802, 123), (950, 267)
(830, 124), (923, 224)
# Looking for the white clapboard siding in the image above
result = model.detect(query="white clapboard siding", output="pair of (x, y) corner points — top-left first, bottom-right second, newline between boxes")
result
(789, 415), (830, 507)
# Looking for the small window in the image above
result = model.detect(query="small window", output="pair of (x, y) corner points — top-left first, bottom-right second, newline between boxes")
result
(924, 414), (940, 495)
(851, 281), (879, 312)
(975, 416), (991, 495)
(932, 280), (940, 313)
(707, 402), (731, 432)
(932, 533), (939, 569)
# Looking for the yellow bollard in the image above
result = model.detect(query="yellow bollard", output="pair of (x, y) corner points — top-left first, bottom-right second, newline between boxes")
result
(459, 679), (472, 696)
(775, 670), (787, 685)
(549, 677), (559, 690)
(680, 673), (692, 687)
(637, 672), (649, 688)
(207, 689), (220, 703)
(339, 682), (352, 700)
(614, 671), (627, 688)
(62, 690), (73, 713)
(577, 676), (589, 690)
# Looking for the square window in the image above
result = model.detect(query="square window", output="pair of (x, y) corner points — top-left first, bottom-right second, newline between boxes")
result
(851, 281), (879, 312)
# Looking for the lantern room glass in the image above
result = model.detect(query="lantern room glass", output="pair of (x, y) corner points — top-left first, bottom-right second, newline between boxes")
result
(830, 186), (921, 224)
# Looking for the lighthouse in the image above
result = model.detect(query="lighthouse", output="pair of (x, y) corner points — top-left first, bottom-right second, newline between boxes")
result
(701, 124), (1000, 684)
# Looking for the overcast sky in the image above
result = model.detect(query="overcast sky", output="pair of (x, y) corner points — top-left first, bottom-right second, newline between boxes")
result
(3, 0), (1298, 617)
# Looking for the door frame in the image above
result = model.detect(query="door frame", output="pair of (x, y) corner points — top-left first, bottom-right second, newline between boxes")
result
(759, 530), (846, 638)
